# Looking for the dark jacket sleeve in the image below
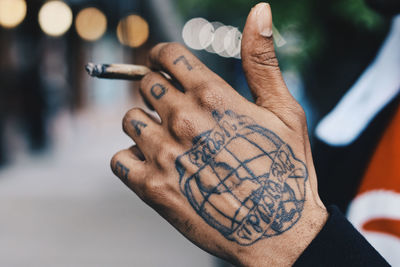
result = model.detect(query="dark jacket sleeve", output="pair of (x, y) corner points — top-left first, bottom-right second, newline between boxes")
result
(294, 206), (390, 266)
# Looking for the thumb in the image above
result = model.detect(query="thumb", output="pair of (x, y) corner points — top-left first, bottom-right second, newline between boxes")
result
(241, 3), (292, 108)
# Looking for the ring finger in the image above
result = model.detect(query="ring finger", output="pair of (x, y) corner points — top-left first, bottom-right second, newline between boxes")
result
(122, 107), (165, 157)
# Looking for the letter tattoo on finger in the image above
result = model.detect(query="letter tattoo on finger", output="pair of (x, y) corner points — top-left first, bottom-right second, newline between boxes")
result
(150, 83), (167, 99)
(175, 110), (308, 245)
(173, 55), (193, 71)
(130, 120), (147, 136)
(114, 161), (130, 181)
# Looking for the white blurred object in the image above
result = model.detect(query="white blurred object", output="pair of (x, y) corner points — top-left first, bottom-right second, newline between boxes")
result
(204, 21), (223, 54)
(272, 24), (287, 47)
(212, 25), (233, 57)
(224, 27), (242, 58)
(182, 18), (212, 50)
(347, 190), (400, 265)
(316, 15), (400, 146)
(198, 21), (214, 49)
(182, 17), (286, 59)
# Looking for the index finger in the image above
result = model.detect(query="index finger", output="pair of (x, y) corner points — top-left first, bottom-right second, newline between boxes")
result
(149, 42), (224, 92)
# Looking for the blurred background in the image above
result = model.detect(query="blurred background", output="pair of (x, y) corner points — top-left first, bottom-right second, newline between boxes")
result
(0, 0), (396, 266)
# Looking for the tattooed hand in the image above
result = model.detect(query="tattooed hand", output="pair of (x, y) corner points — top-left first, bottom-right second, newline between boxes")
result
(111, 3), (328, 266)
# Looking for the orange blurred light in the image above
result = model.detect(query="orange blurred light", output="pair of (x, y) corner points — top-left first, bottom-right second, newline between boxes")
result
(117, 15), (149, 48)
(75, 7), (107, 42)
(0, 0), (27, 29)
(38, 1), (72, 37)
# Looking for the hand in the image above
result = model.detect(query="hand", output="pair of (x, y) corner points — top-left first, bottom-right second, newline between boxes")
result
(111, 3), (328, 266)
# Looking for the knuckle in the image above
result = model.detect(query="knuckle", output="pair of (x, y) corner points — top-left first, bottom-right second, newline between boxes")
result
(151, 42), (167, 52)
(170, 109), (190, 126)
(159, 42), (185, 61)
(195, 82), (225, 109)
(288, 100), (306, 120)
(122, 108), (142, 133)
(124, 107), (142, 120)
(286, 103), (308, 131)
(250, 50), (279, 68)
(110, 153), (118, 170)
(110, 151), (123, 174)
(155, 142), (178, 167)
(294, 104), (306, 120)
(142, 177), (166, 202)
(141, 176), (179, 207)
(111, 150), (123, 163)
(140, 72), (159, 90)
(169, 110), (196, 137)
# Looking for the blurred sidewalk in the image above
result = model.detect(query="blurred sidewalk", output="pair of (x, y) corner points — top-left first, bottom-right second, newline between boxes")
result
(0, 104), (214, 267)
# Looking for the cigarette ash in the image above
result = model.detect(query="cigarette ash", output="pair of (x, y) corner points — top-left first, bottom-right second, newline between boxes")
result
(85, 62), (108, 77)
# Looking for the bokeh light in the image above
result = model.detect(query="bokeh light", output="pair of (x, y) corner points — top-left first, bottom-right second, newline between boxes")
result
(211, 25), (233, 57)
(38, 1), (73, 37)
(0, 0), (27, 29)
(182, 17), (212, 50)
(183, 17), (286, 59)
(224, 27), (241, 58)
(75, 7), (107, 41)
(182, 18), (242, 58)
(204, 21), (223, 54)
(117, 14), (149, 48)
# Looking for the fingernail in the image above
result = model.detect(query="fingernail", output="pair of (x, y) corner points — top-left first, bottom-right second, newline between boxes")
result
(255, 3), (272, 37)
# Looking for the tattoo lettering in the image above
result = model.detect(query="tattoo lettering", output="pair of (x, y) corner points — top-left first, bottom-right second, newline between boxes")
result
(115, 161), (130, 181)
(130, 120), (147, 136)
(173, 55), (193, 71)
(175, 110), (307, 245)
(150, 83), (167, 99)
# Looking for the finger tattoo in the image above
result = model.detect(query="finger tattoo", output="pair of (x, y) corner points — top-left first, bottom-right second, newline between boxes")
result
(130, 120), (147, 136)
(173, 55), (193, 71)
(114, 161), (130, 181)
(150, 83), (167, 99)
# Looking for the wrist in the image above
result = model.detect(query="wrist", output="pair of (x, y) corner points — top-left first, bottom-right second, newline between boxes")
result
(233, 205), (328, 267)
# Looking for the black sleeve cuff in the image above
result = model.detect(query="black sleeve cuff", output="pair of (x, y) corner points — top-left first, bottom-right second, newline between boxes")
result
(294, 205), (390, 266)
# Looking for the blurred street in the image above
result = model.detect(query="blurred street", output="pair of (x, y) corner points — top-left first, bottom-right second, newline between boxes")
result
(0, 103), (213, 267)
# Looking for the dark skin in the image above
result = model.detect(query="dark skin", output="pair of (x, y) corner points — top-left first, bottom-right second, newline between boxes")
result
(111, 3), (328, 266)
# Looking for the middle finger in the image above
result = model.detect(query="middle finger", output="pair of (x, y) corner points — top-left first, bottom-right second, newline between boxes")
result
(139, 71), (186, 123)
